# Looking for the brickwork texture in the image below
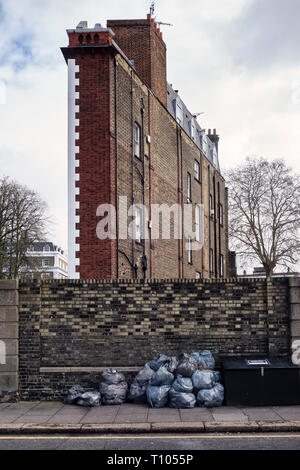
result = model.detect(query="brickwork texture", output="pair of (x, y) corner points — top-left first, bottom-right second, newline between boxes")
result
(16, 277), (292, 400)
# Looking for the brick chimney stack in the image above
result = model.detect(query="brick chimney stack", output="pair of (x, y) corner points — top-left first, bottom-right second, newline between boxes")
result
(107, 14), (167, 106)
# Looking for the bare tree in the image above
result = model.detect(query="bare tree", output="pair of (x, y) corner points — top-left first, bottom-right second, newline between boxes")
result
(0, 177), (49, 279)
(226, 156), (300, 277)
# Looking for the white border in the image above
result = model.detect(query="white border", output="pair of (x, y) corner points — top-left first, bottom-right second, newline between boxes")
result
(68, 59), (80, 279)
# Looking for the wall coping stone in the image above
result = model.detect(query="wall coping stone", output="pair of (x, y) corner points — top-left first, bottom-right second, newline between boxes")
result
(40, 366), (141, 373)
(19, 277), (274, 286)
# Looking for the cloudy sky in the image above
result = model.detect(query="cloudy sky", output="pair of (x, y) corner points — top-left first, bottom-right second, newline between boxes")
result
(0, 0), (299, 269)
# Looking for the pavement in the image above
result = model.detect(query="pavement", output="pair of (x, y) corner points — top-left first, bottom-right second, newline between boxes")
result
(1, 401), (300, 434)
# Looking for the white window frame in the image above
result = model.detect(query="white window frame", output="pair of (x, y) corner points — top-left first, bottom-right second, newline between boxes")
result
(194, 160), (200, 181)
(134, 122), (141, 159)
(135, 206), (142, 243)
(43, 258), (49, 267)
(188, 236), (192, 264)
(174, 98), (183, 125)
(209, 194), (214, 217)
(195, 204), (201, 242)
(220, 254), (224, 277)
(209, 248), (213, 274)
(201, 133), (208, 156)
(189, 119), (195, 141)
(219, 203), (223, 226)
(196, 271), (201, 279)
(187, 172), (191, 201)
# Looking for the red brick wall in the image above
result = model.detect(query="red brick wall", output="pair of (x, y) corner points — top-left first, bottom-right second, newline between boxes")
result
(107, 17), (167, 106)
(63, 47), (117, 279)
(62, 22), (228, 280)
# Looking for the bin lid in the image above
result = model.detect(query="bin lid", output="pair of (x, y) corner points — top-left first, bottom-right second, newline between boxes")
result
(222, 357), (300, 370)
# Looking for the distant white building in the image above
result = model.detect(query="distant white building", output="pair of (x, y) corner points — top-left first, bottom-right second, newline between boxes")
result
(238, 266), (300, 279)
(20, 242), (68, 280)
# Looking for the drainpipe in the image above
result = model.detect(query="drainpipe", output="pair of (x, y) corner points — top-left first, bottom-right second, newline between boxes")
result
(130, 71), (135, 277)
(140, 97), (146, 279)
(114, 57), (119, 278)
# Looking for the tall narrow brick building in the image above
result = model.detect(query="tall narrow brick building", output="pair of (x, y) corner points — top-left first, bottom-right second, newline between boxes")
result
(61, 15), (229, 280)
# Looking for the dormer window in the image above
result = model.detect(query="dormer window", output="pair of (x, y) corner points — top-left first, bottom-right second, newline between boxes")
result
(173, 97), (183, 125)
(44, 245), (50, 252)
(212, 145), (218, 166)
(189, 119), (195, 141)
(200, 133), (208, 156)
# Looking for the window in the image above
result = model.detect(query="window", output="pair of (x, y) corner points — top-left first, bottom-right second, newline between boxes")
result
(211, 145), (218, 166)
(188, 236), (192, 264)
(220, 254), (224, 278)
(187, 173), (191, 201)
(173, 98), (183, 125)
(134, 122), (141, 159)
(194, 160), (200, 181)
(196, 272), (201, 279)
(201, 133), (208, 156)
(195, 204), (201, 242)
(189, 119), (195, 141)
(43, 259), (49, 267)
(209, 194), (213, 217)
(43, 245), (50, 252)
(209, 248), (214, 274)
(219, 203), (223, 226)
(135, 206), (142, 243)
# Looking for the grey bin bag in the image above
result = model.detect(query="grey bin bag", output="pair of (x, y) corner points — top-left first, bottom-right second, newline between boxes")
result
(172, 375), (193, 393)
(192, 370), (216, 390)
(101, 368), (126, 385)
(176, 353), (198, 377)
(168, 389), (196, 409)
(64, 385), (85, 405)
(149, 364), (174, 386)
(196, 383), (225, 408)
(135, 363), (155, 386)
(128, 380), (147, 404)
(166, 356), (178, 374)
(149, 354), (171, 371)
(146, 384), (171, 408)
(100, 381), (128, 405)
(213, 370), (221, 383)
(76, 391), (101, 407)
(191, 350), (215, 369)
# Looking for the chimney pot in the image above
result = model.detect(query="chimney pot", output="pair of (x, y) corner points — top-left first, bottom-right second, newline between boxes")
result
(213, 129), (216, 135)
(208, 129), (211, 134)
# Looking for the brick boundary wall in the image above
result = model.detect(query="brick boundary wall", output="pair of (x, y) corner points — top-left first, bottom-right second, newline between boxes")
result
(0, 281), (19, 402)
(15, 277), (292, 401)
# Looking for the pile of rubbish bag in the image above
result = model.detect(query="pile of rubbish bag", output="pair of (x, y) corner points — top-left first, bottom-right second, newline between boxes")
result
(64, 385), (101, 407)
(129, 350), (224, 409)
(64, 369), (128, 407)
(64, 350), (224, 409)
